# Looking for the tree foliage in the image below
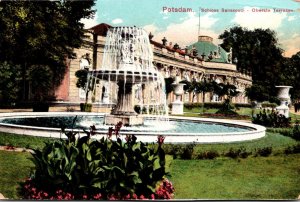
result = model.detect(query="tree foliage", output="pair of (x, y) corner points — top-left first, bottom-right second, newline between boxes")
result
(219, 26), (284, 101)
(164, 77), (175, 96)
(0, 62), (22, 105)
(0, 1), (95, 102)
(75, 69), (95, 103)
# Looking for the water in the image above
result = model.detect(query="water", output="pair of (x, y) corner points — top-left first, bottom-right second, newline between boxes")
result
(89, 26), (168, 121)
(0, 116), (252, 134)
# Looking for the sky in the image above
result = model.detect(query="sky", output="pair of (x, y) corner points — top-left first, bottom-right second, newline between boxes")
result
(81, 0), (300, 57)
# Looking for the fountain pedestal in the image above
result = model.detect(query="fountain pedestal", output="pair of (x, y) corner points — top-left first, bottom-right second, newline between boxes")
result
(104, 114), (144, 126)
(171, 79), (185, 115)
(275, 86), (292, 118)
(104, 81), (144, 126)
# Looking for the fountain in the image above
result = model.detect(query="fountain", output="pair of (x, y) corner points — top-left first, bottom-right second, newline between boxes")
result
(91, 26), (167, 126)
(171, 76), (185, 115)
(275, 86), (292, 118)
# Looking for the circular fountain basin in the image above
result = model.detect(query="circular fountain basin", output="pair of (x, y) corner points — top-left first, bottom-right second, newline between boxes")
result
(0, 112), (266, 144)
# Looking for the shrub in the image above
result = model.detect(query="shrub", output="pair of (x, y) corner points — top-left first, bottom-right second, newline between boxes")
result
(252, 109), (291, 128)
(184, 102), (201, 110)
(162, 144), (182, 159)
(195, 150), (220, 160)
(284, 144), (300, 154)
(20, 122), (174, 200)
(184, 102), (223, 110)
(291, 122), (300, 141)
(80, 103), (92, 112)
(224, 147), (252, 159)
(254, 147), (272, 157)
(180, 143), (195, 160)
(215, 99), (238, 116)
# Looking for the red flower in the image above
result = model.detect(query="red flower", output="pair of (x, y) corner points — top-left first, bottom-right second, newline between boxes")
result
(132, 193), (138, 199)
(150, 194), (155, 200)
(157, 135), (165, 146)
(93, 193), (102, 200)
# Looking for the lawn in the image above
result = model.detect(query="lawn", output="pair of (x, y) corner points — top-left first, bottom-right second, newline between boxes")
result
(1, 150), (299, 200)
(183, 107), (256, 115)
(169, 154), (300, 199)
(184, 106), (300, 123)
(0, 131), (299, 199)
(191, 132), (298, 155)
(0, 150), (34, 199)
(0, 132), (56, 150)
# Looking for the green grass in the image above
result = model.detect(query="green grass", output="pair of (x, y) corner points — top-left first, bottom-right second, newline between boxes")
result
(0, 150), (34, 199)
(1, 151), (300, 200)
(169, 154), (300, 199)
(183, 107), (300, 123)
(0, 132), (56, 150)
(184, 107), (257, 115)
(192, 132), (298, 155)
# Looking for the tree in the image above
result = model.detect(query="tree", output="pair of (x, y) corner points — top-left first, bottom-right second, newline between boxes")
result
(180, 79), (215, 114)
(219, 26), (284, 102)
(245, 83), (269, 103)
(75, 69), (95, 104)
(211, 82), (239, 115)
(280, 51), (300, 100)
(213, 82), (239, 102)
(0, 1), (95, 102)
(179, 79), (198, 102)
(27, 65), (53, 102)
(164, 77), (175, 99)
(0, 62), (22, 105)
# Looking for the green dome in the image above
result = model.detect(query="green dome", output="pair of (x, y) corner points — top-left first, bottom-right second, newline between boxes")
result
(187, 36), (230, 63)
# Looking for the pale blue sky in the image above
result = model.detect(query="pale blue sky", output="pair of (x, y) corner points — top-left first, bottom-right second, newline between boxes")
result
(82, 0), (300, 57)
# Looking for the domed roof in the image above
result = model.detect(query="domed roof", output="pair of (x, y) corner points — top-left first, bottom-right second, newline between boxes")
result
(187, 36), (230, 63)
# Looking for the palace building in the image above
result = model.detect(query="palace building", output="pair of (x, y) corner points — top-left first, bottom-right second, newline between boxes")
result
(54, 23), (252, 105)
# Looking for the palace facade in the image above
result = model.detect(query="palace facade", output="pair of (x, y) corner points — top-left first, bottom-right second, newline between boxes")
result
(54, 23), (252, 105)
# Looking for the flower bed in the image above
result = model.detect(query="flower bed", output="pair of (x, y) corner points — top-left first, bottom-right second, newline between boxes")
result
(20, 121), (175, 200)
(22, 178), (174, 200)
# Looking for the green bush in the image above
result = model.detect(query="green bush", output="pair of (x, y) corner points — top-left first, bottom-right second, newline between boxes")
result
(195, 150), (220, 160)
(224, 147), (252, 159)
(252, 109), (291, 128)
(284, 144), (300, 154)
(21, 123), (172, 200)
(184, 102), (224, 110)
(291, 122), (300, 141)
(180, 144), (195, 160)
(215, 99), (238, 116)
(80, 103), (92, 112)
(184, 102), (251, 111)
(254, 147), (272, 157)
(162, 144), (181, 159)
